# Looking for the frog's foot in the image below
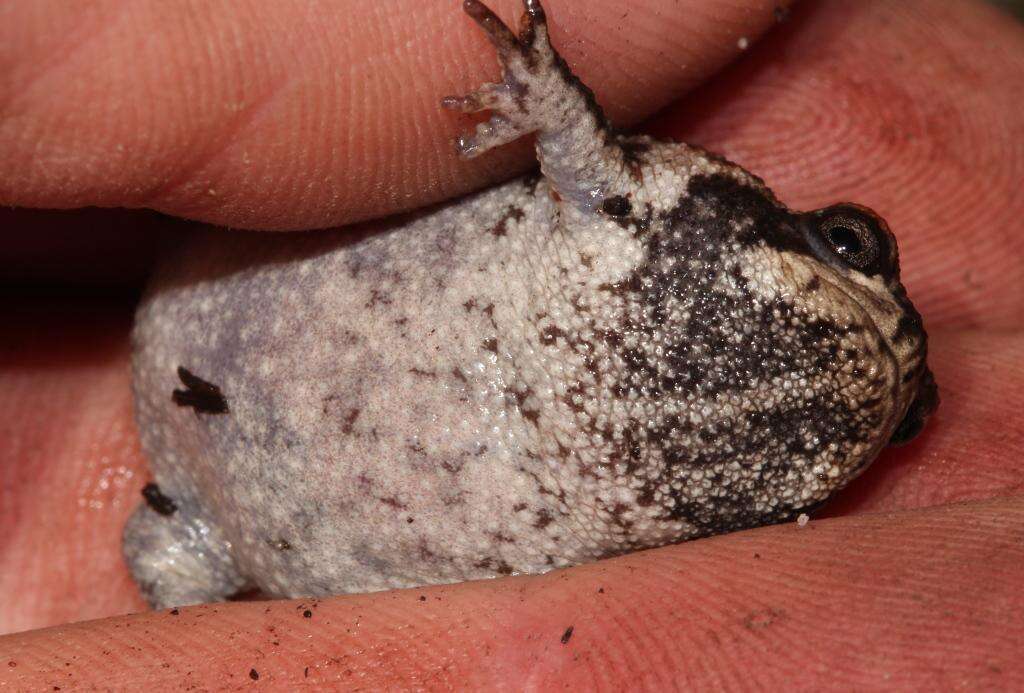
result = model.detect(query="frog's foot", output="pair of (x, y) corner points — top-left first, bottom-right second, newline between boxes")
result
(442, 0), (606, 159)
(123, 495), (248, 609)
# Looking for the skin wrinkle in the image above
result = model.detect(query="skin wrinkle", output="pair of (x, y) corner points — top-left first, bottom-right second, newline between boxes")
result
(637, 563), (738, 690)
(139, 7), (295, 208)
(0, 2), (119, 113)
(145, 76), (294, 212)
(700, 579), (806, 683)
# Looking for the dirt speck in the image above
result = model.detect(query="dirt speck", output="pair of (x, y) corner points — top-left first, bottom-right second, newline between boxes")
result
(744, 608), (784, 629)
(560, 626), (574, 645)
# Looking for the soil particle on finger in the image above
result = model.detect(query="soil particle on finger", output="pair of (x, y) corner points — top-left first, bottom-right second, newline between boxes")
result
(560, 626), (574, 644)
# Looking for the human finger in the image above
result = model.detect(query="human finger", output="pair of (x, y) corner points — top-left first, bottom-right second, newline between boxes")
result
(2, 494), (1021, 689)
(0, 0), (788, 230)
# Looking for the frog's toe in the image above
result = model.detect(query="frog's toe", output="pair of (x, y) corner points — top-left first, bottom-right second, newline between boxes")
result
(122, 499), (248, 609)
(463, 0), (523, 54)
(445, 0), (563, 158)
(441, 82), (511, 114)
(442, 107), (524, 158)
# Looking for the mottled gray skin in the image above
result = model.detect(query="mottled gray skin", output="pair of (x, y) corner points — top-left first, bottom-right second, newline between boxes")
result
(126, 0), (937, 608)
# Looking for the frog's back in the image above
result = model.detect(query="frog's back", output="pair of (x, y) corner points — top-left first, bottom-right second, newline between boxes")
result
(132, 177), (616, 599)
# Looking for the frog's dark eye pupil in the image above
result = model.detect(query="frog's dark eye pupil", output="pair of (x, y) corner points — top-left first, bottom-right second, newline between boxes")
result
(826, 226), (862, 255)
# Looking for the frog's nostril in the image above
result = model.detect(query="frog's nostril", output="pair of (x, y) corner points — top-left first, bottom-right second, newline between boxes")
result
(889, 367), (939, 445)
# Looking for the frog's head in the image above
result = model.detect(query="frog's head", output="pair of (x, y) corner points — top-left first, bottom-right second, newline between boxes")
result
(578, 170), (940, 530)
(610, 168), (938, 460)
(795, 203), (938, 447)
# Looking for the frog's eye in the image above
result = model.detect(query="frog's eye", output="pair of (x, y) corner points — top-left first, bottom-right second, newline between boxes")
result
(819, 215), (880, 271)
(804, 204), (899, 280)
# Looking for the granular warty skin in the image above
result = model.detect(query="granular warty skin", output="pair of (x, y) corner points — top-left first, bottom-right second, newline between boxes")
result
(125, 0), (939, 608)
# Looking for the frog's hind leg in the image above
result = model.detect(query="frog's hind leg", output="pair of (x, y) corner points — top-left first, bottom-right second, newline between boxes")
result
(123, 488), (249, 609)
(444, 0), (636, 212)
(443, 0), (608, 157)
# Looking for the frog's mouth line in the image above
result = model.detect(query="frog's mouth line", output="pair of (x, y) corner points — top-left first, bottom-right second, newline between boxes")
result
(806, 266), (915, 449)
(786, 247), (938, 452)
(828, 271), (937, 446)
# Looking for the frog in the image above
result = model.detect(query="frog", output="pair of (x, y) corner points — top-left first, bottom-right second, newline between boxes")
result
(125, 0), (938, 608)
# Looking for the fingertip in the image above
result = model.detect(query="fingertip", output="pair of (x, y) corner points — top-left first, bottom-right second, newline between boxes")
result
(0, 0), (785, 230)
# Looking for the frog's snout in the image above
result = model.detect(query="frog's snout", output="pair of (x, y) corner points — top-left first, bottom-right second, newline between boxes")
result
(889, 367), (939, 445)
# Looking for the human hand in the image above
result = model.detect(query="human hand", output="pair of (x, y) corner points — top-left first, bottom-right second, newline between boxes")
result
(2, 0), (1022, 688)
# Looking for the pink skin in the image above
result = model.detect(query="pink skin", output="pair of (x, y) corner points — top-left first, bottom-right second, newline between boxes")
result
(2, 0), (1023, 688)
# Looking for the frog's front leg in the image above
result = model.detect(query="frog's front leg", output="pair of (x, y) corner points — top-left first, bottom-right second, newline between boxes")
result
(123, 489), (248, 608)
(444, 0), (646, 212)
